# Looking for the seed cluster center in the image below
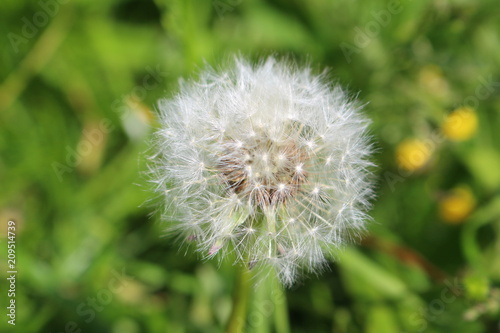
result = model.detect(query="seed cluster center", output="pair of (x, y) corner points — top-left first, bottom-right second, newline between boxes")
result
(218, 134), (309, 207)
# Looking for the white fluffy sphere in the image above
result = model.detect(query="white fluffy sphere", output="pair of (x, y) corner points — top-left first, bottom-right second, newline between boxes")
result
(150, 57), (375, 286)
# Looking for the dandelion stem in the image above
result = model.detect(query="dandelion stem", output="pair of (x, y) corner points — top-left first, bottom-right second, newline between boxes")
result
(273, 275), (291, 333)
(226, 264), (252, 333)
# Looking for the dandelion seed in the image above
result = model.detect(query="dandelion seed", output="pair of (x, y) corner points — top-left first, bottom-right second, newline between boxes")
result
(149, 57), (375, 286)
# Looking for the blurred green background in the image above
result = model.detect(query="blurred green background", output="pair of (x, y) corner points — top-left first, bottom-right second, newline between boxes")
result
(1, 0), (500, 332)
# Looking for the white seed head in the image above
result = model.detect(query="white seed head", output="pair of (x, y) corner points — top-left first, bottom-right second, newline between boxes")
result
(149, 57), (375, 286)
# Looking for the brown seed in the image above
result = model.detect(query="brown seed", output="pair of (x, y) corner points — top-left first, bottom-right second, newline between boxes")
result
(216, 133), (309, 207)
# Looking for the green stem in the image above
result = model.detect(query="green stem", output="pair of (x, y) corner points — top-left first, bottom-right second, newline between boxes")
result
(226, 264), (252, 333)
(273, 273), (291, 333)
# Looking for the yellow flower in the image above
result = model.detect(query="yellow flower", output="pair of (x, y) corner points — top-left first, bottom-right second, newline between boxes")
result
(442, 107), (478, 141)
(418, 64), (451, 100)
(396, 139), (432, 171)
(439, 186), (476, 224)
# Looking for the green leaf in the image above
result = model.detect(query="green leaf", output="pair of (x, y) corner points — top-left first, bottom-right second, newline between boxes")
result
(337, 247), (408, 300)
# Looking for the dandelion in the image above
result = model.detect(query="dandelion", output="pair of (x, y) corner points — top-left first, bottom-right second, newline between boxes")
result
(396, 138), (432, 172)
(149, 57), (375, 287)
(439, 186), (476, 224)
(418, 64), (450, 100)
(442, 107), (478, 141)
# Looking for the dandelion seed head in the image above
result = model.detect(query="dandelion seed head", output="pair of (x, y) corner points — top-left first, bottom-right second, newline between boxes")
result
(150, 57), (375, 287)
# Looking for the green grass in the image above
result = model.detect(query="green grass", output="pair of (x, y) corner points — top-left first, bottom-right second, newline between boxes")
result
(1, 0), (500, 332)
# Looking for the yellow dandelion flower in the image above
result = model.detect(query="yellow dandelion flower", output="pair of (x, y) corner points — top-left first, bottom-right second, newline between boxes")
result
(439, 186), (476, 224)
(396, 139), (432, 171)
(442, 107), (478, 141)
(419, 64), (450, 99)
